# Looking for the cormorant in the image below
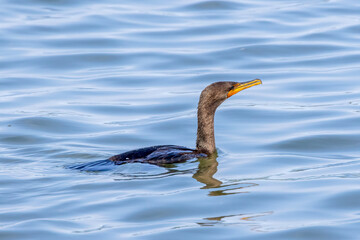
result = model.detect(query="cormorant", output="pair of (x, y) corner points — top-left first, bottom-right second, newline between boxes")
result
(71, 79), (261, 170)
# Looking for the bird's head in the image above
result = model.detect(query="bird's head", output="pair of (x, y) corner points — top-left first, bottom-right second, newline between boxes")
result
(199, 79), (262, 111)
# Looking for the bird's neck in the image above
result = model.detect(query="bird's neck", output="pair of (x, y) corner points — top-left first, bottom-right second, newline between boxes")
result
(196, 100), (217, 155)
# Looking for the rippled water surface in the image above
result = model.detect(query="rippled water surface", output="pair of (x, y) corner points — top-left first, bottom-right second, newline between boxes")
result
(1, 0), (360, 239)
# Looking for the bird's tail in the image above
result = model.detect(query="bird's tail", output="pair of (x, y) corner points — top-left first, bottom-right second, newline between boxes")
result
(67, 159), (114, 171)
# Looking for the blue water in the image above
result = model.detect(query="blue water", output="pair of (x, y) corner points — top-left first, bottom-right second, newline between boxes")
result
(1, 0), (360, 239)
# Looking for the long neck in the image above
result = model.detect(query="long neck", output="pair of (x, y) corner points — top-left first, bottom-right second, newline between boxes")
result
(196, 99), (217, 155)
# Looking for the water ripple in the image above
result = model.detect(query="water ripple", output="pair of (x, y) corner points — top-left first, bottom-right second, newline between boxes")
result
(1, 0), (360, 239)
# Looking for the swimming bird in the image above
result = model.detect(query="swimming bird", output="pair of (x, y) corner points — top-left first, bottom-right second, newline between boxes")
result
(71, 79), (261, 170)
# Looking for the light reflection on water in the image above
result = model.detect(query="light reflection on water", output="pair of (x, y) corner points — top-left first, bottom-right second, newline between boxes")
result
(1, 0), (360, 239)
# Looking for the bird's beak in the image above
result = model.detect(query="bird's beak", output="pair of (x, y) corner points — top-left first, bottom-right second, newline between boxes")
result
(227, 79), (262, 98)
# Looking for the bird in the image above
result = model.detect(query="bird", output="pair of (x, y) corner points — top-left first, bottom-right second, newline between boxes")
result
(70, 79), (262, 170)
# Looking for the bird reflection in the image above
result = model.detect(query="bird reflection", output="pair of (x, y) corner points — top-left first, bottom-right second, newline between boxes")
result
(192, 153), (258, 196)
(192, 153), (222, 189)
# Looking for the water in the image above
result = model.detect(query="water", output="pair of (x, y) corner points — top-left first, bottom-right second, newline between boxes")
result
(1, 0), (360, 239)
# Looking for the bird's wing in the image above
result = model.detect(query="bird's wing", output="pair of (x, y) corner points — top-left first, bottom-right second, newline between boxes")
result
(145, 146), (202, 164)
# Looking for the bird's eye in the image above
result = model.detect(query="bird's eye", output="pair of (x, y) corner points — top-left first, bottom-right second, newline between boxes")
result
(229, 86), (235, 91)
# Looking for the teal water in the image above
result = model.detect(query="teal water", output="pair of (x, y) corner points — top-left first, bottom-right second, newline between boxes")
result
(1, 0), (360, 239)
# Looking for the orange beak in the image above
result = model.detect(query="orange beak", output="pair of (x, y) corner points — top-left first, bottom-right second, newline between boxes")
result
(227, 79), (262, 98)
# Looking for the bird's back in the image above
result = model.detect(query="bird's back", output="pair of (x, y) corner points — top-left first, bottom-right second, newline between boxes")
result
(69, 145), (206, 171)
(110, 145), (206, 165)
